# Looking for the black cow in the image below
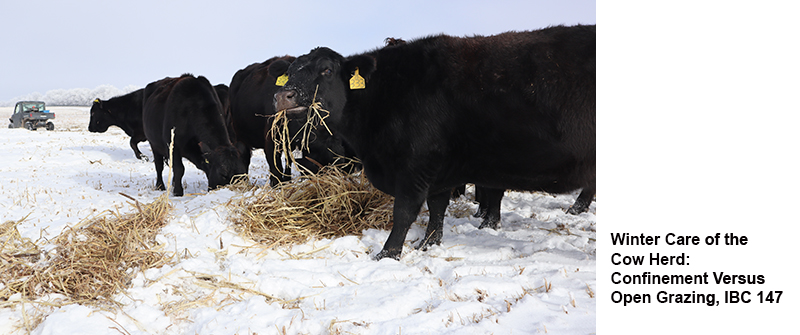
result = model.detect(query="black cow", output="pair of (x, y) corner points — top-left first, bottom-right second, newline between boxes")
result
(229, 56), (356, 186)
(143, 74), (247, 196)
(275, 25), (596, 260)
(214, 83), (230, 113)
(213, 83), (245, 161)
(89, 89), (147, 160)
(89, 84), (233, 162)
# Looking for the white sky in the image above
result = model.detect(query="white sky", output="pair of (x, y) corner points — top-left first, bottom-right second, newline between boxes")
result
(0, 0), (595, 101)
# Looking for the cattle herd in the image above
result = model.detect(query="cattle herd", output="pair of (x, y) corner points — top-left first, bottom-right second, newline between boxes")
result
(89, 24), (595, 260)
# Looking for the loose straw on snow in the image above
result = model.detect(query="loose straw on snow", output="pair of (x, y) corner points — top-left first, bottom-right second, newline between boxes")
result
(0, 194), (172, 309)
(0, 129), (178, 318)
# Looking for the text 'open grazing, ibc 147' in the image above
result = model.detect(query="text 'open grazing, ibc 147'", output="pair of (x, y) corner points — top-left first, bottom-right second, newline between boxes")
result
(609, 232), (782, 307)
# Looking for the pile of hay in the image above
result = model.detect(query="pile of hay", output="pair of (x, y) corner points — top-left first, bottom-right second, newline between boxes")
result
(0, 194), (172, 308)
(231, 166), (394, 247)
(0, 216), (40, 279)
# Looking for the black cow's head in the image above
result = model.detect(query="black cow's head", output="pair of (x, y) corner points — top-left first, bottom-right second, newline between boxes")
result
(274, 47), (376, 126)
(200, 142), (248, 190)
(264, 56), (295, 116)
(88, 98), (114, 132)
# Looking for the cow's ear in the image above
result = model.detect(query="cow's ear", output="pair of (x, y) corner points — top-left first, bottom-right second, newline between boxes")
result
(268, 59), (292, 78)
(93, 98), (102, 108)
(344, 55), (376, 84)
(199, 142), (211, 154)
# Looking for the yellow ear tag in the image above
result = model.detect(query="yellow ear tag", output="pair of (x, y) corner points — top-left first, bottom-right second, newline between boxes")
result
(349, 68), (366, 90)
(275, 73), (288, 86)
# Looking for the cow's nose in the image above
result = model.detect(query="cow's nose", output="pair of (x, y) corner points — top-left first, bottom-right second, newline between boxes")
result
(274, 90), (297, 112)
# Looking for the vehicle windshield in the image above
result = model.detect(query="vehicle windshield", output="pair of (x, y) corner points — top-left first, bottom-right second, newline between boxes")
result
(21, 102), (46, 113)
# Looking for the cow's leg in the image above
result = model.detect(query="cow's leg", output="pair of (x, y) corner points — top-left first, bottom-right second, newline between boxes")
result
(264, 152), (281, 187)
(376, 187), (427, 261)
(417, 190), (450, 251)
(234, 142), (251, 175)
(130, 139), (146, 161)
(567, 185), (595, 214)
(153, 152), (166, 191)
(171, 152), (185, 197)
(477, 188), (505, 230)
(263, 142), (287, 187)
(451, 184), (466, 199)
(473, 186), (486, 218)
(295, 146), (324, 176)
(281, 154), (293, 181)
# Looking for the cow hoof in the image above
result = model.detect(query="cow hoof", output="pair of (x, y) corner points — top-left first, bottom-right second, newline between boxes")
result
(374, 249), (401, 261)
(478, 219), (499, 230)
(139, 156), (149, 162)
(566, 204), (588, 215)
(415, 237), (441, 251)
(155, 184), (166, 191)
(478, 223), (498, 230)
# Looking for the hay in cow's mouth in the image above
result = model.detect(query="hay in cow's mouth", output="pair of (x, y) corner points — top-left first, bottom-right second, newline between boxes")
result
(229, 166), (393, 247)
(283, 106), (308, 117)
(269, 86), (332, 177)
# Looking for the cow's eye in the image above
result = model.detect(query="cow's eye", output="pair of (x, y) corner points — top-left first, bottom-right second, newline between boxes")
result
(321, 68), (332, 76)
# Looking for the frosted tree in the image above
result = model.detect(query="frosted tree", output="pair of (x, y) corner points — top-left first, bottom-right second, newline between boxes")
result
(2, 85), (141, 106)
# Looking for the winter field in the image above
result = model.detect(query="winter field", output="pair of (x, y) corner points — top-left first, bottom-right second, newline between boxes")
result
(0, 106), (596, 334)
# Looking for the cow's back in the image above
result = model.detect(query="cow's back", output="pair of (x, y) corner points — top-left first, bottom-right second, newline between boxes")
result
(450, 27), (594, 192)
(143, 75), (224, 153)
(341, 26), (595, 195)
(142, 76), (181, 152)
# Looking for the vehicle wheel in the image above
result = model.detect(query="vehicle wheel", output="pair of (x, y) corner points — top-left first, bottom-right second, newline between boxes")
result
(46, 122), (54, 131)
(25, 122), (34, 131)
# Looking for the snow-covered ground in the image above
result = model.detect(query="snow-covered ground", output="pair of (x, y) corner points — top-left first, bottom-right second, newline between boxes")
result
(0, 107), (596, 334)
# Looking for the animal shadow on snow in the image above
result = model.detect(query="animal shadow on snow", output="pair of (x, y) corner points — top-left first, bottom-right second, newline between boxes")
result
(63, 145), (151, 163)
